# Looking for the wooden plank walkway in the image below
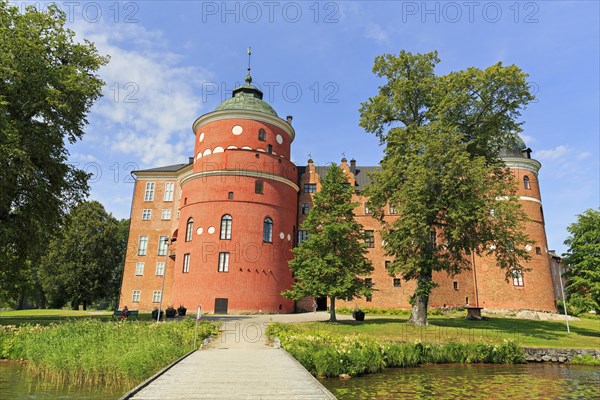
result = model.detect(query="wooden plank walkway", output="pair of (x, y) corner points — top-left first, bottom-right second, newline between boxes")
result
(129, 315), (337, 399)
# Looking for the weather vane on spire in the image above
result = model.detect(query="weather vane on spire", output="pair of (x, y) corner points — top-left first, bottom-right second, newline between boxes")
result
(245, 47), (252, 84)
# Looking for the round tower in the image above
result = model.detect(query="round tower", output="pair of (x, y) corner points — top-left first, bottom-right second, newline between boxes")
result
(171, 72), (298, 313)
(475, 134), (556, 311)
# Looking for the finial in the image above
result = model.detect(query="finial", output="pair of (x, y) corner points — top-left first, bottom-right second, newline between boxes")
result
(245, 46), (252, 85)
(308, 153), (312, 160)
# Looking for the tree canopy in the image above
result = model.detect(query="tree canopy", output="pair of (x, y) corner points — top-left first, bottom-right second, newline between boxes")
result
(284, 164), (373, 322)
(360, 51), (533, 325)
(40, 201), (125, 310)
(0, 2), (108, 305)
(562, 208), (600, 314)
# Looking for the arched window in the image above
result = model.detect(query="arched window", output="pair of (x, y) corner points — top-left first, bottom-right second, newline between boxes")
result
(263, 217), (273, 243)
(185, 218), (194, 242)
(524, 176), (531, 190)
(258, 128), (266, 141)
(220, 214), (232, 240)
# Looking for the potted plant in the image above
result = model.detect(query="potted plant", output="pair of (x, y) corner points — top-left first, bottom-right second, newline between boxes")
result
(177, 305), (187, 316)
(352, 308), (365, 321)
(165, 306), (177, 318)
(152, 308), (163, 320)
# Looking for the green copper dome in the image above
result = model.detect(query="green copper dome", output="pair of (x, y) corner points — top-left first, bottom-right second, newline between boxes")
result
(215, 74), (278, 117)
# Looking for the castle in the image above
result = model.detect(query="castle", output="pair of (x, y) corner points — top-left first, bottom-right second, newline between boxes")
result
(118, 72), (558, 314)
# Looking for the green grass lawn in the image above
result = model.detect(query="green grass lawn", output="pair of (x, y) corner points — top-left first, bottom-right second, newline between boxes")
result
(293, 315), (600, 349)
(0, 309), (155, 325)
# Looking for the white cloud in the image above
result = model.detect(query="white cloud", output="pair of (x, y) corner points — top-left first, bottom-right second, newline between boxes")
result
(536, 145), (570, 160)
(69, 21), (213, 167)
(365, 23), (389, 44)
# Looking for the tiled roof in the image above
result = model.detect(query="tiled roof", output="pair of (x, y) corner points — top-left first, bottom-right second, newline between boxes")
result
(135, 162), (190, 174)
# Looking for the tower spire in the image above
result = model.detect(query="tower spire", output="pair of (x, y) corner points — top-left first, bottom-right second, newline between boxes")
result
(246, 46), (252, 85)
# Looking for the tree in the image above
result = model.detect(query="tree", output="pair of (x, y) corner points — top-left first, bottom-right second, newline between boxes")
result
(284, 164), (373, 322)
(359, 51), (533, 325)
(562, 209), (600, 314)
(0, 2), (108, 306)
(40, 201), (123, 310)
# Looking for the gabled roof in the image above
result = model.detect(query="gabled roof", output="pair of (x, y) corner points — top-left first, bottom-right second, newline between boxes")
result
(297, 165), (379, 190)
(134, 163), (190, 174)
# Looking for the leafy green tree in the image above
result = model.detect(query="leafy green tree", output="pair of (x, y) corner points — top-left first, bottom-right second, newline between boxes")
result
(40, 201), (123, 310)
(360, 51), (533, 325)
(562, 209), (600, 314)
(284, 164), (373, 322)
(0, 2), (108, 306)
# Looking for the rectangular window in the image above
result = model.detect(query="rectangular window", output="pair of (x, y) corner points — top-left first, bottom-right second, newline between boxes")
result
(304, 183), (316, 193)
(365, 230), (375, 248)
(385, 260), (391, 270)
(267, 144), (273, 154)
(297, 230), (308, 244)
(183, 253), (190, 273)
(135, 262), (144, 276)
(158, 235), (168, 256)
(393, 278), (401, 287)
(365, 278), (372, 302)
(142, 209), (151, 220)
(453, 281), (459, 290)
(218, 252), (230, 272)
(132, 290), (141, 302)
(161, 209), (172, 220)
(512, 270), (524, 286)
(152, 290), (162, 303)
(365, 205), (373, 215)
(389, 205), (398, 215)
(301, 203), (310, 215)
(536, 246), (542, 255)
(138, 236), (148, 256)
(155, 262), (165, 276)
(144, 182), (155, 201)
(164, 182), (174, 201)
(228, 192), (234, 200)
(255, 180), (264, 194)
(430, 231), (437, 247)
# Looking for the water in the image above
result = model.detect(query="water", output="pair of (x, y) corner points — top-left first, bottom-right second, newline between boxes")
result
(0, 361), (126, 399)
(321, 363), (600, 400)
(2, 361), (598, 399)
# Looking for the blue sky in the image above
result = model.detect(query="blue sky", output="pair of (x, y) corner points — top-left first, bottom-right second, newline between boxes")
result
(19, 1), (598, 254)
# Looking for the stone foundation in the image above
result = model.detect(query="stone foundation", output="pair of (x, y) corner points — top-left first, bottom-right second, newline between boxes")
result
(524, 348), (600, 363)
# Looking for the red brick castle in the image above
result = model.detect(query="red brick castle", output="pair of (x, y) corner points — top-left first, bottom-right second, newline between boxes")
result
(118, 72), (558, 314)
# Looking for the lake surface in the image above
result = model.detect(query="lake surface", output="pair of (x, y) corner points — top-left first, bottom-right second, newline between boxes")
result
(0, 361), (126, 399)
(2, 361), (598, 399)
(321, 363), (600, 400)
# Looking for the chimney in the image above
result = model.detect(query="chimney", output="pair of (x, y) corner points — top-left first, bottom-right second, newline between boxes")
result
(350, 159), (356, 175)
(286, 115), (293, 125)
(188, 157), (194, 164)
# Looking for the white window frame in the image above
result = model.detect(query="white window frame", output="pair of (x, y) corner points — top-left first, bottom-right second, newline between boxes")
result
(183, 253), (190, 273)
(301, 203), (309, 215)
(297, 230), (308, 244)
(158, 236), (168, 256)
(144, 182), (155, 201)
(132, 290), (141, 302)
(152, 290), (162, 303)
(135, 262), (144, 276)
(142, 209), (152, 220)
(218, 252), (230, 272)
(161, 209), (172, 220)
(155, 262), (165, 276)
(138, 236), (148, 256)
(164, 182), (174, 201)
(512, 270), (524, 287)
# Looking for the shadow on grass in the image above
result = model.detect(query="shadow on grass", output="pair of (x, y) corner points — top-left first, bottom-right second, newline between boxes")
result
(0, 313), (156, 326)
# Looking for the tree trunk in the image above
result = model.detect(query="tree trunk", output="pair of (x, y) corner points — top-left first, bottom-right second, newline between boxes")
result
(408, 271), (432, 326)
(329, 296), (337, 322)
(16, 288), (26, 310)
(71, 299), (79, 310)
(82, 300), (87, 311)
